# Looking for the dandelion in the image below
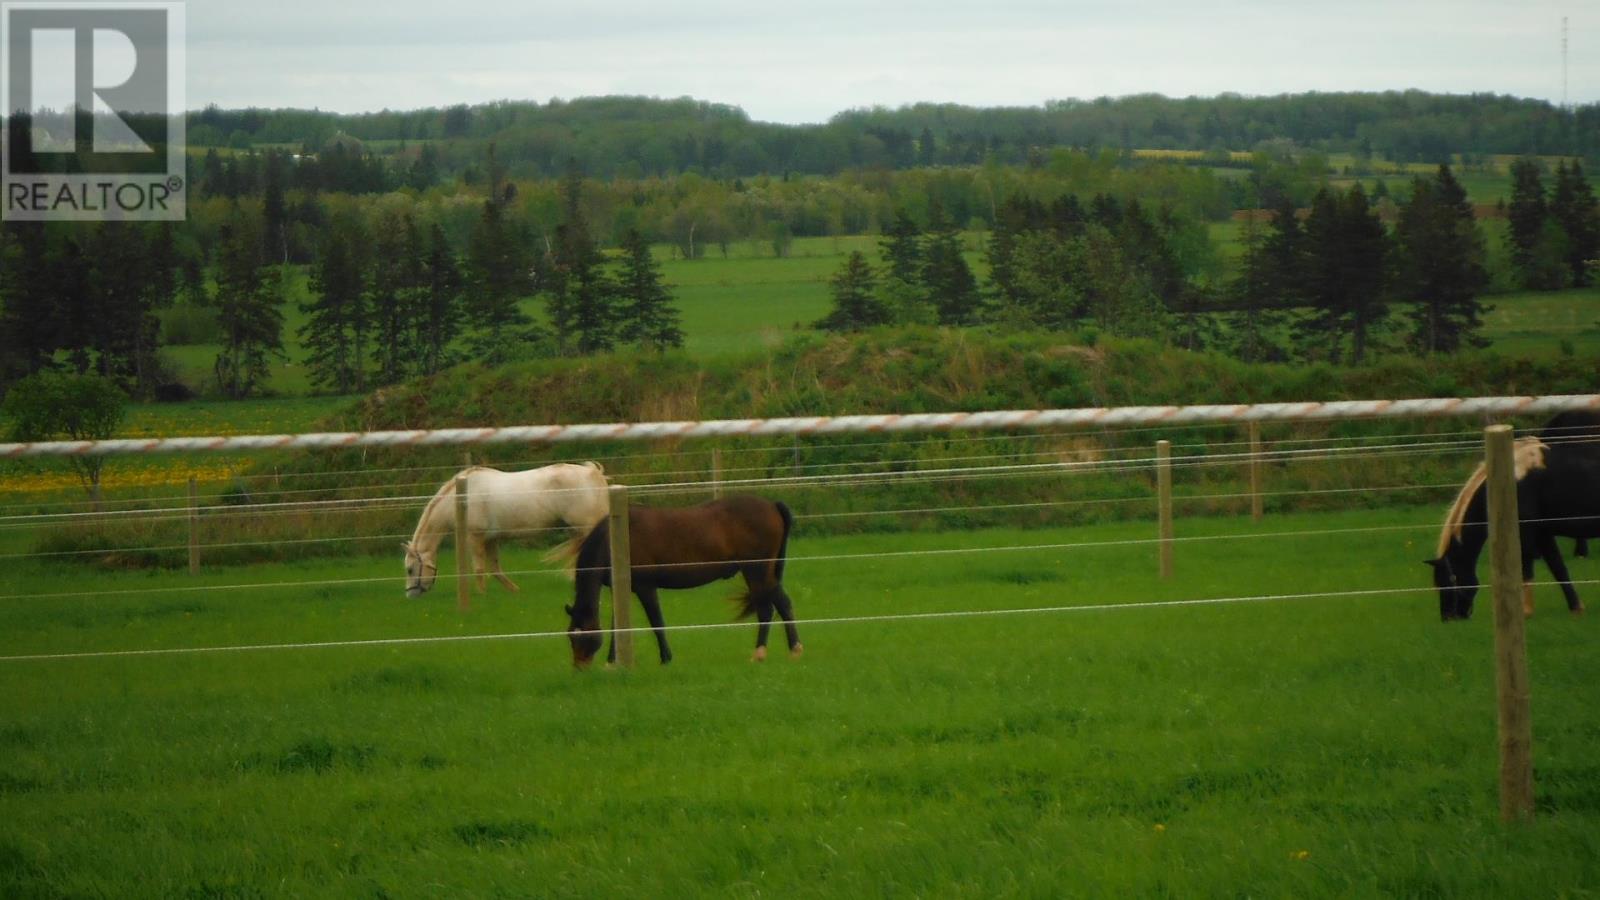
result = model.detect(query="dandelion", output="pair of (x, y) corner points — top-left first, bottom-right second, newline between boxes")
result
(1291, 850), (1309, 861)
(1153, 823), (1165, 833)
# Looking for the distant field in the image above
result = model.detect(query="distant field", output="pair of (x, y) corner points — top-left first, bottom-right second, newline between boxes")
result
(1480, 287), (1600, 356)
(5, 505), (1600, 896)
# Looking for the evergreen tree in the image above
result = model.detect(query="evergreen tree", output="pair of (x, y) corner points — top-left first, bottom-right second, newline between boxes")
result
(369, 211), (422, 386)
(879, 210), (923, 285)
(408, 144), (440, 191)
(213, 217), (284, 398)
(1551, 160), (1599, 287)
(1258, 196), (1308, 309)
(55, 237), (94, 375)
(1224, 209), (1288, 362)
(921, 201), (981, 325)
(1506, 157), (1549, 286)
(1395, 164), (1488, 354)
(984, 197), (1037, 321)
(416, 222), (463, 375)
(262, 150), (289, 264)
(815, 251), (888, 332)
(0, 222), (62, 382)
(615, 229), (683, 350)
(300, 214), (369, 393)
(84, 222), (162, 394)
(546, 163), (615, 355)
(1298, 185), (1388, 364)
(464, 161), (534, 362)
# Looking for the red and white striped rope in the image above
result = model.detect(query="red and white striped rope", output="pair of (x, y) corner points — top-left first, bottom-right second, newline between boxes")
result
(5, 395), (1596, 458)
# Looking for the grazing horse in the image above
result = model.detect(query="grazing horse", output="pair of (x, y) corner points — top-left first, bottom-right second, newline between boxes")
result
(564, 495), (801, 668)
(403, 463), (609, 598)
(1428, 412), (1600, 620)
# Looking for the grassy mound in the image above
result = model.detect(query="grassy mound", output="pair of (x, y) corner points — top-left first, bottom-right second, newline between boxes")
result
(34, 329), (1600, 568)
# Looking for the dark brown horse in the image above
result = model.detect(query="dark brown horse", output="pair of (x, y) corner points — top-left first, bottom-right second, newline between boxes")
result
(1429, 411), (1600, 620)
(564, 495), (801, 668)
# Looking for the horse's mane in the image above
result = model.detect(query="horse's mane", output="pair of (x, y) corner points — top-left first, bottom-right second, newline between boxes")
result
(411, 467), (496, 548)
(1435, 438), (1548, 557)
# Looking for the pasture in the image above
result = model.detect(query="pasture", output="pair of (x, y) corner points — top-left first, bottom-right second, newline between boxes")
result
(4, 504), (1600, 896)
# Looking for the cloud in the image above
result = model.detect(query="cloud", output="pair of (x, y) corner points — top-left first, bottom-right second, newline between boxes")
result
(183, 0), (1597, 122)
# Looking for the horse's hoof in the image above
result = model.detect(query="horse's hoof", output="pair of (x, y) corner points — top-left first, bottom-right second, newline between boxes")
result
(789, 644), (804, 659)
(751, 647), (767, 663)
(1572, 604), (1585, 616)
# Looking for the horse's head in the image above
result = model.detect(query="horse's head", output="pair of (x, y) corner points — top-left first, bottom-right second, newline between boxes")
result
(403, 542), (438, 598)
(1427, 552), (1478, 621)
(565, 602), (603, 669)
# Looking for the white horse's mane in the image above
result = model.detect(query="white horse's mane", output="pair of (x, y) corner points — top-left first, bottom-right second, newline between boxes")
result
(1436, 437), (1547, 558)
(409, 466), (493, 553)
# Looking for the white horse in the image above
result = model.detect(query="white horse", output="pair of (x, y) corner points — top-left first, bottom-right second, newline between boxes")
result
(403, 462), (610, 598)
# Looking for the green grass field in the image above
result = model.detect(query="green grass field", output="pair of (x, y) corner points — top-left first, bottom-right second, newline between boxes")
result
(4, 505), (1600, 896)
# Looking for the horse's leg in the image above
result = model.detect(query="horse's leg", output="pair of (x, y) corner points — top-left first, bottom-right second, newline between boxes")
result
(745, 573), (776, 662)
(1538, 532), (1584, 614)
(771, 587), (803, 658)
(1578, 537), (1590, 559)
(471, 538), (489, 593)
(635, 584), (672, 665)
(1521, 534), (1537, 618)
(487, 542), (519, 592)
(605, 600), (617, 666)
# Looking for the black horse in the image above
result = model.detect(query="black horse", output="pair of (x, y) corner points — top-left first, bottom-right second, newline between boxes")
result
(1429, 411), (1600, 620)
(565, 495), (801, 668)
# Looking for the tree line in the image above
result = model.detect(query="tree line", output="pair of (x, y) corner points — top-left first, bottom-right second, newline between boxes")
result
(817, 162), (1599, 365)
(0, 159), (683, 400)
(152, 91), (1600, 180)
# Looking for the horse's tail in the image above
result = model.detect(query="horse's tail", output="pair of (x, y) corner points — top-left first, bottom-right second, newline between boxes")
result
(571, 520), (610, 585)
(731, 500), (793, 621)
(541, 529), (590, 580)
(773, 500), (793, 585)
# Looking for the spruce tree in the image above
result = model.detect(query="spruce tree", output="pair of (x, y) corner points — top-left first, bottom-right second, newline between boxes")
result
(1396, 164), (1488, 354)
(0, 222), (62, 382)
(369, 211), (419, 386)
(815, 251), (888, 332)
(615, 230), (683, 350)
(1225, 210), (1287, 362)
(464, 168), (534, 363)
(1551, 160), (1599, 287)
(300, 214), (369, 393)
(416, 222), (463, 375)
(1507, 157), (1548, 285)
(1258, 196), (1308, 309)
(213, 217), (284, 398)
(1298, 185), (1388, 364)
(921, 201), (981, 326)
(985, 197), (1036, 321)
(547, 163), (615, 355)
(879, 210), (923, 285)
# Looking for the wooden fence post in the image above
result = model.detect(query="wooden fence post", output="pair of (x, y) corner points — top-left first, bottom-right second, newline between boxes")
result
(711, 448), (723, 499)
(1157, 440), (1173, 580)
(1485, 423), (1534, 823)
(187, 476), (199, 575)
(608, 485), (635, 668)
(1248, 421), (1263, 522)
(454, 474), (471, 613)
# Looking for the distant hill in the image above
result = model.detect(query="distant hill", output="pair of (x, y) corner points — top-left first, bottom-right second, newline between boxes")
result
(164, 91), (1600, 180)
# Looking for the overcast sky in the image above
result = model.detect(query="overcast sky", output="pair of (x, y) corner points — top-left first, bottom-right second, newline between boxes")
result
(184, 1), (1597, 122)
